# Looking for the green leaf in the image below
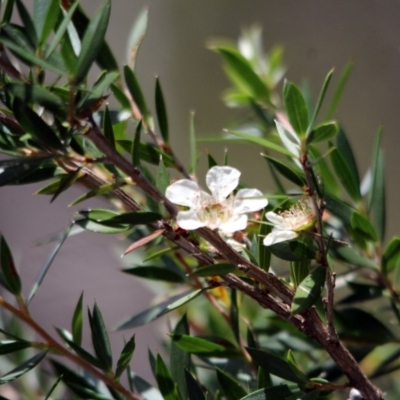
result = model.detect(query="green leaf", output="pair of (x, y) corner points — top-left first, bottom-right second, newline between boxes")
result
(126, 7), (148, 68)
(102, 105), (115, 149)
(336, 308), (394, 343)
(0, 351), (47, 384)
(34, 0), (59, 46)
(51, 359), (109, 399)
(50, 169), (83, 203)
(75, 218), (130, 234)
(0, 236), (21, 295)
(72, 291), (84, 346)
(227, 130), (293, 156)
(246, 347), (308, 384)
(216, 368), (247, 400)
(122, 266), (184, 283)
(0, 37), (66, 75)
(330, 145), (361, 202)
(338, 282), (383, 305)
(170, 314), (190, 400)
(124, 65), (149, 121)
(283, 81), (309, 137)
(258, 210), (272, 271)
(270, 240), (315, 262)
(45, 2), (79, 58)
(131, 120), (142, 167)
(185, 369), (205, 400)
(307, 122), (338, 145)
(307, 69), (334, 134)
(212, 47), (271, 103)
(101, 211), (161, 226)
(192, 263), (236, 277)
(156, 353), (180, 400)
(56, 327), (104, 369)
(27, 224), (72, 304)
(333, 243), (378, 270)
(155, 157), (170, 195)
(44, 374), (63, 400)
(383, 237), (400, 275)
(291, 267), (326, 314)
(16, 0), (37, 47)
(368, 127), (386, 241)
(13, 99), (64, 151)
(241, 385), (293, 400)
(325, 61), (354, 120)
(170, 335), (234, 355)
(0, 340), (31, 355)
(189, 111), (197, 174)
(324, 191), (353, 225)
(262, 155), (305, 187)
(75, 0), (111, 83)
(6, 83), (65, 113)
(88, 303), (112, 371)
(115, 289), (206, 330)
(2, 0), (15, 24)
(115, 335), (135, 379)
(155, 77), (169, 143)
(350, 211), (378, 242)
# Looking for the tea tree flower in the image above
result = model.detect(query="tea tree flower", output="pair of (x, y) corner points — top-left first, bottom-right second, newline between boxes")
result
(166, 166), (267, 233)
(263, 199), (316, 246)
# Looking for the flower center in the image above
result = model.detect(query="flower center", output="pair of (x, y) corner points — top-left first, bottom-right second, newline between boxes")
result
(280, 200), (316, 231)
(199, 196), (234, 229)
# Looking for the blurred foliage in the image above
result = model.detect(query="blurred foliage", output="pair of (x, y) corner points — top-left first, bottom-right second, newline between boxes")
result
(0, 1), (397, 399)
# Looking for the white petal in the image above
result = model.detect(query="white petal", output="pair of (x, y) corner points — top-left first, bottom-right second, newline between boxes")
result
(233, 189), (268, 214)
(219, 214), (248, 233)
(176, 209), (206, 230)
(263, 230), (298, 246)
(206, 166), (240, 202)
(166, 179), (201, 207)
(265, 211), (289, 228)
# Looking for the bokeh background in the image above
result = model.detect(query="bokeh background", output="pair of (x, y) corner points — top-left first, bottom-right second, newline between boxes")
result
(1, 0), (400, 392)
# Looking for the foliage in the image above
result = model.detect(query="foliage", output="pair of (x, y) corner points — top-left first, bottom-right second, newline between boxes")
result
(0, 2), (396, 399)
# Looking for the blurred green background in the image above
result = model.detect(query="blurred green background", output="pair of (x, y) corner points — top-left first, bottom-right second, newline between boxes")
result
(0, 0), (399, 391)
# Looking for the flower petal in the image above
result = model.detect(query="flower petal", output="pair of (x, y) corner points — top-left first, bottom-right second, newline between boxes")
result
(263, 230), (298, 246)
(206, 166), (240, 202)
(166, 179), (202, 207)
(233, 188), (268, 214)
(219, 214), (248, 233)
(176, 209), (206, 230)
(265, 211), (289, 228)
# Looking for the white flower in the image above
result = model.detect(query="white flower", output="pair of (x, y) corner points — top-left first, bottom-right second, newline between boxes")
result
(166, 166), (268, 233)
(263, 200), (316, 246)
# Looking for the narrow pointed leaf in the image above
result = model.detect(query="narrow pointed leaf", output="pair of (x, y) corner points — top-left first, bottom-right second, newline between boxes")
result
(350, 211), (378, 242)
(192, 263), (236, 277)
(383, 237), (400, 275)
(3, 0), (15, 24)
(75, 218), (130, 234)
(155, 77), (169, 143)
(44, 374), (63, 400)
(27, 224), (72, 304)
(102, 105), (115, 149)
(246, 347), (308, 384)
(156, 353), (179, 400)
(0, 351), (47, 383)
(368, 128), (386, 241)
(115, 289), (205, 330)
(127, 7), (148, 68)
(170, 335), (233, 355)
(241, 385), (293, 400)
(325, 61), (354, 120)
(123, 266), (184, 283)
(334, 244), (378, 270)
(156, 157), (169, 195)
(75, 0), (111, 83)
(262, 155), (305, 187)
(13, 99), (64, 151)
(16, 0), (37, 47)
(34, 0), (59, 45)
(307, 122), (338, 144)
(50, 169), (83, 203)
(283, 81), (309, 136)
(216, 368), (247, 400)
(270, 240), (315, 261)
(307, 68), (334, 134)
(189, 111), (196, 174)
(89, 303), (112, 371)
(72, 291), (84, 346)
(0, 236), (21, 295)
(45, 1), (79, 58)
(291, 267), (326, 314)
(115, 335), (135, 379)
(124, 65), (149, 121)
(131, 120), (142, 167)
(185, 369), (205, 400)
(122, 229), (165, 256)
(0, 340), (31, 355)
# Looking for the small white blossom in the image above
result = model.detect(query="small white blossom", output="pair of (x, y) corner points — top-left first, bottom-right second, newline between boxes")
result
(263, 199), (316, 246)
(166, 166), (268, 233)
